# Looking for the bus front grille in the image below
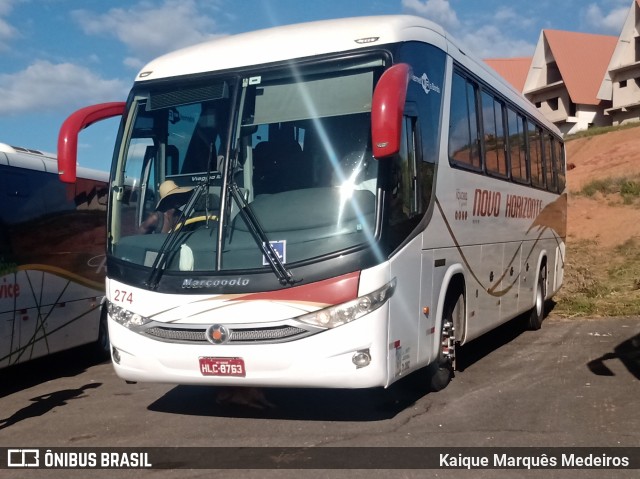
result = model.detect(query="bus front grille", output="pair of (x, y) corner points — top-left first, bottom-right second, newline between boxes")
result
(142, 324), (312, 344)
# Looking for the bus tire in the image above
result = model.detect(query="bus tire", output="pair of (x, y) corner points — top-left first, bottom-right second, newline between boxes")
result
(94, 307), (111, 360)
(428, 290), (461, 392)
(528, 266), (546, 331)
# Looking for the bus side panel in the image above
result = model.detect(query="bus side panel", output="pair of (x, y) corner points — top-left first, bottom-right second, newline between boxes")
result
(386, 236), (426, 385)
(552, 242), (565, 295)
(417, 248), (436, 367)
(0, 160), (107, 369)
(499, 241), (522, 323)
(478, 243), (504, 334)
(1, 255), (103, 369)
(0, 309), (17, 368)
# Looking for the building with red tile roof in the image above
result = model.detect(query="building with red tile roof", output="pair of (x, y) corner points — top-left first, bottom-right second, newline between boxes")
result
(598, 0), (640, 126)
(484, 57), (532, 92)
(523, 30), (617, 135)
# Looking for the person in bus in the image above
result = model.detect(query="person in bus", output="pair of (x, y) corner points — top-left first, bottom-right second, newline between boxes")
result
(139, 180), (193, 234)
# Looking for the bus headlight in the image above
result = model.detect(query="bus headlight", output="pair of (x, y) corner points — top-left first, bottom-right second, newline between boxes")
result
(107, 301), (151, 329)
(296, 279), (396, 329)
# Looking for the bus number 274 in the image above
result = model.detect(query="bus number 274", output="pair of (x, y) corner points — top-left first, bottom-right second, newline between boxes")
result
(113, 289), (133, 304)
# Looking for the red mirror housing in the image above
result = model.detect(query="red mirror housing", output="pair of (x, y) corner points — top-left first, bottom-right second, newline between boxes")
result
(371, 63), (411, 159)
(57, 102), (126, 183)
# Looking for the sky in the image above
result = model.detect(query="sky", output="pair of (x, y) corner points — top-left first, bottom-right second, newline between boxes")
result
(0, 0), (633, 171)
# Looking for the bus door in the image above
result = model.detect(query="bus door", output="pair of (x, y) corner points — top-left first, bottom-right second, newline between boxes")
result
(387, 108), (426, 381)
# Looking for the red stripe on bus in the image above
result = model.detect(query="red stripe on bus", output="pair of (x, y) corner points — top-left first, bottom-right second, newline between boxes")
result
(234, 271), (360, 305)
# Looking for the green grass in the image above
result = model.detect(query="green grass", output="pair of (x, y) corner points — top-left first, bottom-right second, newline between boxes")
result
(555, 122), (640, 317)
(565, 122), (640, 141)
(575, 175), (640, 202)
(554, 238), (640, 317)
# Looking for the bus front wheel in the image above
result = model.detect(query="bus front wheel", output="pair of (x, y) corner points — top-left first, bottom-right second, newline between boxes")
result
(428, 290), (462, 392)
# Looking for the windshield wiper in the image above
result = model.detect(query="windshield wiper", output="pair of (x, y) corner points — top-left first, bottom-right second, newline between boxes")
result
(228, 182), (300, 286)
(145, 183), (206, 290)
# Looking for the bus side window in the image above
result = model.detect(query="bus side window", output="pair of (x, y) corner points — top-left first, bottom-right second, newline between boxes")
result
(528, 122), (545, 189)
(544, 133), (557, 193)
(554, 139), (566, 192)
(3, 172), (30, 198)
(482, 91), (508, 178)
(448, 72), (482, 171)
(507, 107), (529, 184)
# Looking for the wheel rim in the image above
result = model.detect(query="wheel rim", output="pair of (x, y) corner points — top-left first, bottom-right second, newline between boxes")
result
(535, 276), (544, 318)
(440, 297), (460, 368)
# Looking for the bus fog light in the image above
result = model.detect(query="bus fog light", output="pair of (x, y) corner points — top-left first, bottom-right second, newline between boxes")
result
(352, 349), (371, 368)
(112, 347), (121, 364)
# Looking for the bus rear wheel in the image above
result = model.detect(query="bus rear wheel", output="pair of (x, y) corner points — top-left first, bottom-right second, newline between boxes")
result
(527, 266), (546, 331)
(428, 291), (462, 392)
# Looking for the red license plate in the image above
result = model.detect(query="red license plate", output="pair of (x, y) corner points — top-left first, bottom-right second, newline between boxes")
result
(199, 357), (246, 377)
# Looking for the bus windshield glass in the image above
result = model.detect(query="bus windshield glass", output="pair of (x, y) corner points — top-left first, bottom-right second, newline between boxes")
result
(109, 58), (383, 275)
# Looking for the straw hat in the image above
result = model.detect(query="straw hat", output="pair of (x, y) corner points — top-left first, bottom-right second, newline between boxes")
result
(156, 180), (193, 211)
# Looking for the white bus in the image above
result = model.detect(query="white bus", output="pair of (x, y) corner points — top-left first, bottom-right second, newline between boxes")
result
(57, 15), (566, 391)
(0, 143), (110, 368)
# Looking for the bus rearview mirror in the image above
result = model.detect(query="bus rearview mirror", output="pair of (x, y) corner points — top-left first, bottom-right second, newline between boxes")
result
(371, 63), (410, 159)
(58, 102), (126, 183)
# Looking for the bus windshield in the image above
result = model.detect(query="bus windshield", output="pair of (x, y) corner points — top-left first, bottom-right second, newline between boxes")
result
(109, 58), (383, 275)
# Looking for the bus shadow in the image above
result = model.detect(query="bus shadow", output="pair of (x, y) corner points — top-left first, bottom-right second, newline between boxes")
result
(148, 378), (428, 422)
(148, 304), (555, 421)
(0, 345), (108, 398)
(455, 301), (556, 372)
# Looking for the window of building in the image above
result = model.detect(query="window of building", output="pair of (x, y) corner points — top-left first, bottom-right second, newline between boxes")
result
(547, 61), (561, 83)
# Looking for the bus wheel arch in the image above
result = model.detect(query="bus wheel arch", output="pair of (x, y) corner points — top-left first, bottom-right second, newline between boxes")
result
(429, 269), (466, 392)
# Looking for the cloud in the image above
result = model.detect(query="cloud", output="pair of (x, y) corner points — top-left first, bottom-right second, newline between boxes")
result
(583, 3), (628, 34)
(493, 6), (535, 30)
(0, 0), (18, 51)
(0, 60), (129, 115)
(460, 26), (535, 59)
(402, 0), (536, 58)
(71, 0), (226, 68)
(0, 0), (16, 16)
(402, 0), (460, 31)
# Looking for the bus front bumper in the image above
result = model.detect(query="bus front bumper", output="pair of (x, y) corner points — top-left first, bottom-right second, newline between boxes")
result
(107, 306), (390, 389)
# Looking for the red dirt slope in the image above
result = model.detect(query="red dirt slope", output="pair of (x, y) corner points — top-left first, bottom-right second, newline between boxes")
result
(565, 125), (640, 248)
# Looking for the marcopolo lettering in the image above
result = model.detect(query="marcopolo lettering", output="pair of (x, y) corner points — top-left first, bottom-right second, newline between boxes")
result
(182, 277), (250, 289)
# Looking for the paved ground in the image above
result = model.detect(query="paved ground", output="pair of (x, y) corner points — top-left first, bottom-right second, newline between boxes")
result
(0, 314), (638, 479)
